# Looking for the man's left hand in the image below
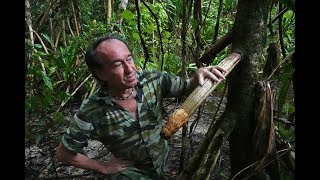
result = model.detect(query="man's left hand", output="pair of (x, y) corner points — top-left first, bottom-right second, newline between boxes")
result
(194, 66), (227, 86)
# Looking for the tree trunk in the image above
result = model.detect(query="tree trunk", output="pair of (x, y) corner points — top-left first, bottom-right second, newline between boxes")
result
(105, 0), (112, 25)
(180, 0), (191, 78)
(25, 0), (34, 45)
(228, 0), (272, 179)
(193, 0), (202, 67)
(70, 0), (80, 36)
(116, 0), (128, 25)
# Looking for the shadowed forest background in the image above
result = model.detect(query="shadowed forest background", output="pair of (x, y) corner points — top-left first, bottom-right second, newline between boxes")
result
(25, 0), (295, 179)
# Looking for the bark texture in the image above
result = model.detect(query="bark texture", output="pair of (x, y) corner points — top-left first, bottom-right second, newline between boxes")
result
(227, 0), (272, 179)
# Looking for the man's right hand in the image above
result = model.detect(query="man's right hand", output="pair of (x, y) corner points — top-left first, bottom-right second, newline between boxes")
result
(101, 155), (134, 175)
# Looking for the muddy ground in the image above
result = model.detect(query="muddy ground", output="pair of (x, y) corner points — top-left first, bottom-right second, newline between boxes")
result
(25, 94), (231, 180)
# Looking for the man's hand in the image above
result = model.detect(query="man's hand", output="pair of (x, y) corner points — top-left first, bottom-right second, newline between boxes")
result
(101, 156), (134, 175)
(193, 66), (227, 86)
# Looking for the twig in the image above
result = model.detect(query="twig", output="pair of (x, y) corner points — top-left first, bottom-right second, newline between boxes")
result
(267, 51), (294, 80)
(33, 30), (49, 54)
(57, 75), (91, 112)
(231, 148), (291, 180)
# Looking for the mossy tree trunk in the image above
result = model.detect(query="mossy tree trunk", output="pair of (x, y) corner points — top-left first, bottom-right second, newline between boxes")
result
(227, 0), (272, 179)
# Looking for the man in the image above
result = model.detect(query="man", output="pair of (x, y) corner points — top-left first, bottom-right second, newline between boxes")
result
(55, 35), (226, 179)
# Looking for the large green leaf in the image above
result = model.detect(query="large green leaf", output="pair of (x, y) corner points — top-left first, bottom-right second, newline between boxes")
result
(278, 61), (294, 115)
(122, 10), (135, 20)
(41, 71), (53, 91)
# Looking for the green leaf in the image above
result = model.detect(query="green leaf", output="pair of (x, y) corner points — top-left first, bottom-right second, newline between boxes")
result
(219, 172), (229, 179)
(128, 20), (137, 26)
(35, 133), (43, 145)
(146, 24), (156, 34)
(164, 31), (171, 38)
(279, 127), (293, 140)
(34, 50), (47, 56)
(216, 83), (226, 91)
(41, 33), (53, 45)
(49, 66), (57, 76)
(133, 33), (140, 40)
(122, 10), (135, 20)
(190, 18), (199, 29)
(148, 24), (157, 31)
(25, 131), (32, 141)
(187, 63), (197, 70)
(41, 71), (53, 91)
(34, 44), (42, 49)
(284, 102), (295, 115)
(278, 62), (294, 114)
(52, 112), (65, 124)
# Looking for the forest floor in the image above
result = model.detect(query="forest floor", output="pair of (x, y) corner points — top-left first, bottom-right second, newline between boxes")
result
(25, 91), (231, 180)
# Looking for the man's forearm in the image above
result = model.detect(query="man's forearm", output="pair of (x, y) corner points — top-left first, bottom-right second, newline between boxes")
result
(56, 143), (132, 175)
(64, 152), (108, 174)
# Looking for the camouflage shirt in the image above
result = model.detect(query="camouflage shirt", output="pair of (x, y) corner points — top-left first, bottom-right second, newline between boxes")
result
(61, 70), (191, 179)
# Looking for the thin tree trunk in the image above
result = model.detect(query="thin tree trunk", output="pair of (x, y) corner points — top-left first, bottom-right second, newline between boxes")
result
(105, 0), (112, 25)
(180, 0), (188, 78)
(117, 0), (128, 25)
(33, 0), (62, 32)
(70, 0), (79, 36)
(193, 0), (202, 67)
(25, 0), (35, 96)
(62, 19), (67, 47)
(66, 17), (75, 36)
(199, 31), (233, 65)
(34, 0), (52, 32)
(212, 0), (224, 44)
(134, 0), (149, 69)
(54, 27), (63, 49)
(180, 0), (193, 77)
(25, 0), (34, 45)
(178, 0), (191, 172)
(49, 17), (55, 50)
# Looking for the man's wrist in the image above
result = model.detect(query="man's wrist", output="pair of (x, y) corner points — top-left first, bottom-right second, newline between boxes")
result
(96, 161), (109, 175)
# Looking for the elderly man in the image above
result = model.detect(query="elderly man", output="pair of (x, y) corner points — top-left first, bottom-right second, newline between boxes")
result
(56, 35), (226, 179)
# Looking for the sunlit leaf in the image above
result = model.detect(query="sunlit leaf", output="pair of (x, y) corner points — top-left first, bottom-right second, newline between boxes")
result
(133, 33), (140, 40)
(164, 31), (171, 38)
(122, 10), (135, 20)
(34, 44), (42, 49)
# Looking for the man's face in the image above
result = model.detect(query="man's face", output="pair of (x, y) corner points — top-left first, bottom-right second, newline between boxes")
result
(95, 39), (137, 90)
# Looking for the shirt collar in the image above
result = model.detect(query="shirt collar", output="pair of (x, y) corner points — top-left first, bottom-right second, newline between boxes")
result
(95, 70), (144, 106)
(92, 84), (113, 105)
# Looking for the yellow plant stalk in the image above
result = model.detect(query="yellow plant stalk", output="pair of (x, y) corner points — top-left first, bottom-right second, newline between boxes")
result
(160, 53), (241, 139)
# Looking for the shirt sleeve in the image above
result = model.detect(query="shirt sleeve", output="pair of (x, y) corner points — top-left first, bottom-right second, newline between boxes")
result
(61, 113), (94, 152)
(159, 71), (191, 98)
